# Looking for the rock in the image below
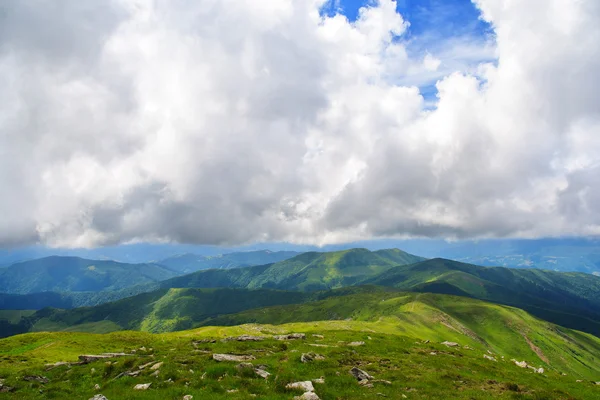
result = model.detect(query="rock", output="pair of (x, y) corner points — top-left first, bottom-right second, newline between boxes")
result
(89, 395), (108, 400)
(254, 368), (271, 379)
(294, 392), (320, 400)
(138, 361), (155, 370)
(223, 335), (264, 342)
(536, 368), (544, 374)
(23, 375), (49, 384)
(151, 370), (160, 377)
(312, 377), (325, 384)
(430, 352), (437, 356)
(212, 354), (256, 362)
(514, 360), (528, 368)
(309, 344), (336, 348)
(358, 380), (374, 388)
(576, 380), (583, 383)
(312, 334), (324, 339)
(44, 361), (70, 371)
(441, 341), (459, 348)
(348, 341), (365, 347)
(133, 383), (152, 390)
(350, 367), (373, 381)
(115, 370), (142, 379)
(227, 389), (239, 393)
(150, 362), (163, 370)
(94, 384), (101, 390)
(301, 352), (326, 363)
(236, 362), (254, 370)
(371, 380), (392, 385)
(139, 347), (147, 351)
(183, 396), (193, 400)
(274, 333), (306, 340)
(0, 384), (15, 393)
(192, 339), (216, 346)
(286, 381), (315, 392)
(78, 353), (128, 364)
(483, 354), (497, 362)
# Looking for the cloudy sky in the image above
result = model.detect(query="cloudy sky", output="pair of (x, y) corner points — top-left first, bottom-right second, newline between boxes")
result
(0, 0), (599, 249)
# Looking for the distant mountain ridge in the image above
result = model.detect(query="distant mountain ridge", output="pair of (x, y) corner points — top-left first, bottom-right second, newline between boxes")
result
(0, 256), (178, 294)
(158, 250), (300, 273)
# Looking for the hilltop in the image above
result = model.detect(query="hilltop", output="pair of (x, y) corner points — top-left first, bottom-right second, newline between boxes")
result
(158, 250), (300, 273)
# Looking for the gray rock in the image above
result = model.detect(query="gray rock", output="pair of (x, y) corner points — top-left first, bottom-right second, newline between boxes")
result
(301, 352), (326, 363)
(347, 341), (365, 347)
(441, 341), (459, 348)
(294, 392), (320, 400)
(133, 383), (152, 390)
(274, 333), (306, 340)
(223, 335), (264, 342)
(23, 375), (49, 384)
(183, 396), (193, 400)
(212, 354), (256, 362)
(286, 381), (315, 392)
(350, 367), (373, 381)
(254, 368), (271, 379)
(89, 395), (108, 400)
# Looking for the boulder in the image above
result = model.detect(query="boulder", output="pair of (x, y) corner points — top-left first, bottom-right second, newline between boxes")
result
(286, 381), (315, 392)
(133, 383), (152, 390)
(350, 367), (373, 381)
(254, 368), (271, 379)
(94, 384), (101, 390)
(312, 334), (325, 339)
(514, 360), (528, 368)
(183, 396), (193, 400)
(483, 354), (497, 362)
(212, 354), (256, 362)
(150, 362), (163, 371)
(312, 377), (325, 384)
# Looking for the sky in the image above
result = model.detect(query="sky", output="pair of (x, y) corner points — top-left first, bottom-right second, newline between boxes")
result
(0, 0), (599, 249)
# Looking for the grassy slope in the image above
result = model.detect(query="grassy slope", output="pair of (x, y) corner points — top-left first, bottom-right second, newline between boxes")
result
(1, 319), (600, 399)
(365, 258), (600, 336)
(0, 256), (178, 294)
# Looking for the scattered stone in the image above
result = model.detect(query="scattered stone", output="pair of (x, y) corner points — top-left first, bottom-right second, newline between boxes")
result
(274, 333), (306, 340)
(309, 344), (336, 348)
(150, 362), (163, 371)
(312, 377), (325, 384)
(359, 380), (374, 388)
(89, 395), (108, 400)
(348, 341), (365, 347)
(312, 334), (324, 339)
(402, 395), (408, 399)
(294, 392), (320, 400)
(192, 339), (216, 346)
(0, 383), (15, 393)
(133, 383), (152, 390)
(301, 352), (326, 363)
(376, 393), (388, 397)
(138, 361), (156, 370)
(430, 352), (437, 356)
(227, 389), (239, 393)
(536, 368), (544, 374)
(78, 353), (129, 364)
(115, 370), (142, 379)
(91, 368), (96, 374)
(223, 335), (264, 342)
(183, 396), (193, 400)
(483, 354), (497, 362)
(286, 381), (315, 392)
(94, 384), (101, 390)
(514, 360), (528, 368)
(237, 362), (254, 370)
(441, 341), (459, 348)
(151, 370), (160, 377)
(44, 361), (70, 371)
(139, 347), (147, 352)
(576, 380), (583, 383)
(350, 367), (373, 381)
(23, 375), (49, 384)
(254, 368), (271, 379)
(212, 354), (256, 362)
(371, 380), (392, 385)
(423, 340), (430, 344)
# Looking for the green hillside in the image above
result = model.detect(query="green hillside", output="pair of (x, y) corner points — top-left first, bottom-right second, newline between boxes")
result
(1, 290), (600, 399)
(158, 250), (300, 273)
(365, 258), (600, 335)
(0, 256), (178, 294)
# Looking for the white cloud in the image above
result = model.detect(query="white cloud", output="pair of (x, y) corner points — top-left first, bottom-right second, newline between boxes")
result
(0, 0), (598, 248)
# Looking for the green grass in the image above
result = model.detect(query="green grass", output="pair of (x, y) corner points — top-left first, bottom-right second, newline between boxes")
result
(1, 322), (599, 399)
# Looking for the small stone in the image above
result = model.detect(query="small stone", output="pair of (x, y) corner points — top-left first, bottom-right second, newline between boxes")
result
(150, 362), (163, 371)
(89, 395), (108, 400)
(483, 354), (497, 362)
(430, 352), (437, 356)
(94, 384), (101, 390)
(183, 396), (193, 400)
(213, 354), (256, 362)
(133, 383), (151, 390)
(350, 367), (374, 381)
(358, 380), (374, 388)
(90, 368), (96, 374)
(441, 341), (459, 347)
(286, 381), (315, 392)
(348, 341), (365, 346)
(312, 377), (325, 384)
(23, 375), (49, 384)
(514, 360), (528, 368)
(301, 352), (326, 363)
(312, 334), (324, 339)
(274, 333), (306, 340)
(294, 392), (320, 400)
(254, 368), (271, 379)
(227, 389), (239, 393)
(223, 335), (264, 342)
(151, 370), (160, 377)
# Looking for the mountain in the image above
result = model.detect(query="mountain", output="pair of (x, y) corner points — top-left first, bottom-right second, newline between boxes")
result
(0, 256), (179, 294)
(158, 250), (300, 273)
(365, 258), (600, 335)
(161, 248), (426, 292)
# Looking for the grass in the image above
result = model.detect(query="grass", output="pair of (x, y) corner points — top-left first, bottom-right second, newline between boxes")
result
(1, 322), (599, 399)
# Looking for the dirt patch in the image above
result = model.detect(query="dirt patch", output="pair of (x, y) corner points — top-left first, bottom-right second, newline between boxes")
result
(522, 333), (549, 364)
